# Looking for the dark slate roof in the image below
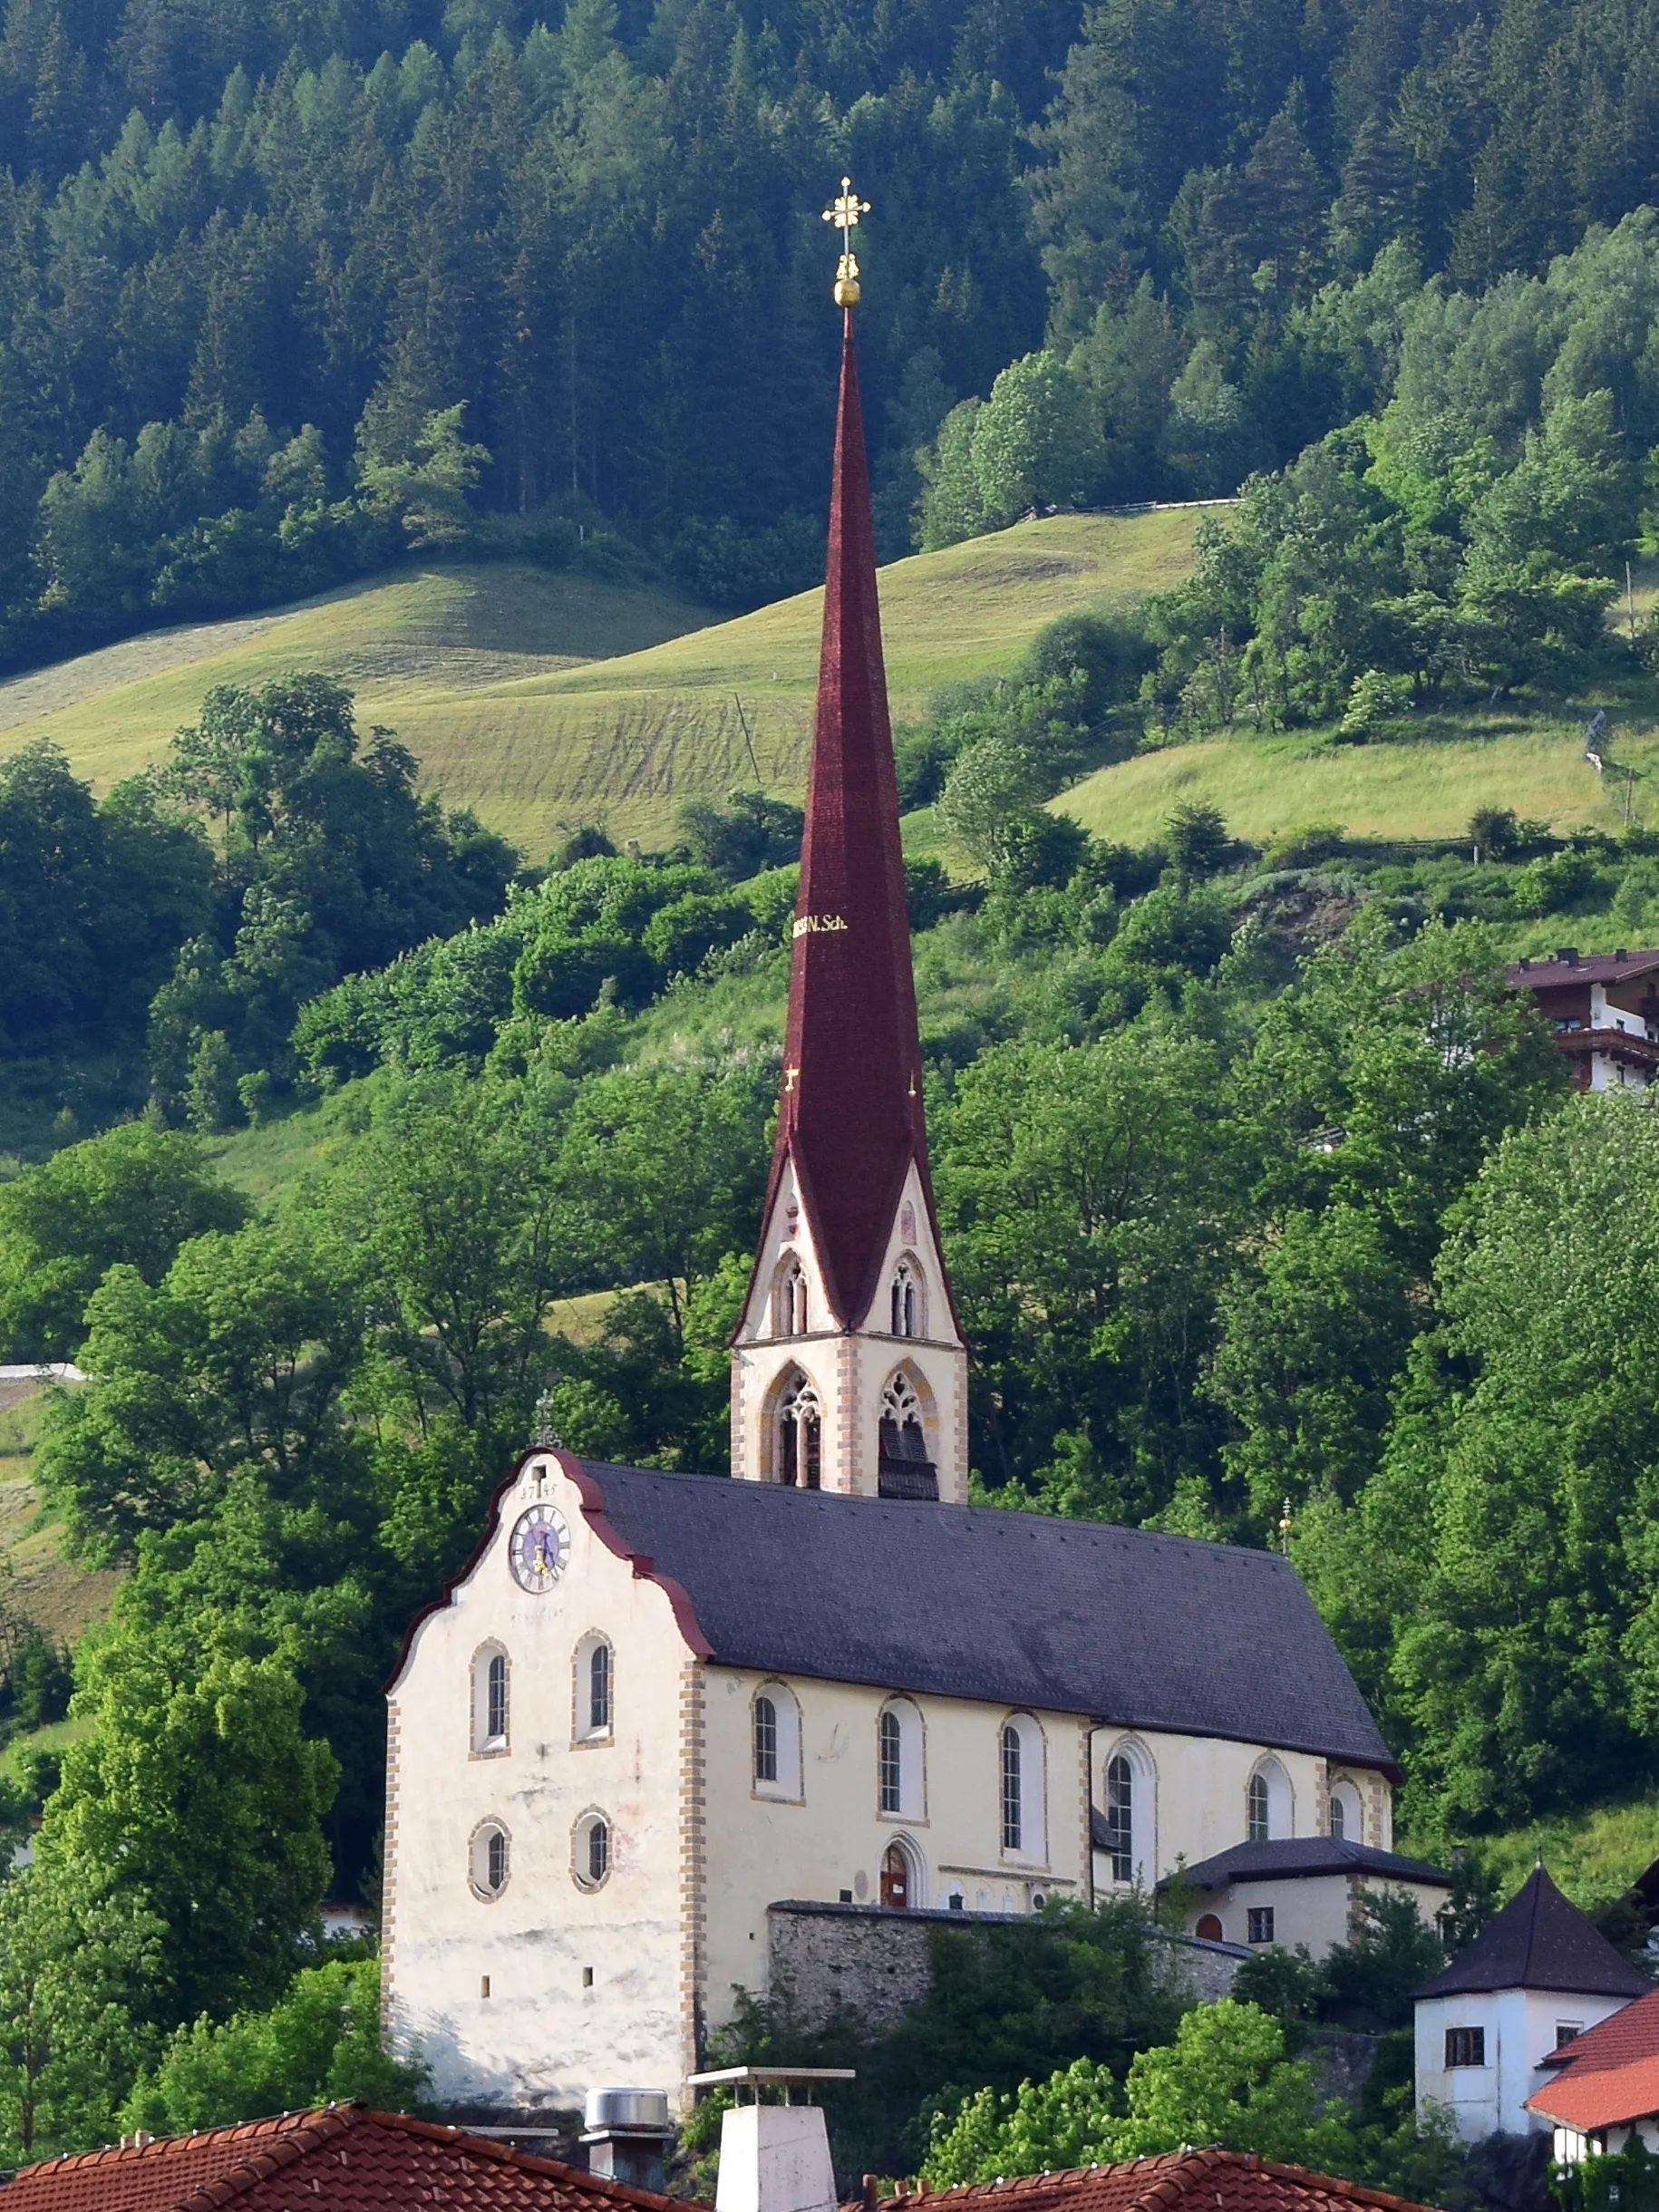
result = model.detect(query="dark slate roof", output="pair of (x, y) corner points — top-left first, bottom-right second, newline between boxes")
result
(1172, 1838), (1452, 1890)
(572, 1461), (1396, 1768)
(1417, 1867), (1651, 2000)
(1509, 951), (1659, 989)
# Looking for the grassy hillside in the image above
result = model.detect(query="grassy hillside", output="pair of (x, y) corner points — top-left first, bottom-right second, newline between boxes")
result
(0, 509), (1210, 857)
(0, 1382), (121, 1650)
(1059, 562), (1659, 852)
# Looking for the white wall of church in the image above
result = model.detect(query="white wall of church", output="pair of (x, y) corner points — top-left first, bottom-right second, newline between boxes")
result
(383, 1453), (693, 2112)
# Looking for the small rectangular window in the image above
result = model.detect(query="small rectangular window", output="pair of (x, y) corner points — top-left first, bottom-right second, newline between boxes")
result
(1557, 2023), (1584, 2051)
(1445, 2027), (1486, 2069)
(1247, 1906), (1275, 1945)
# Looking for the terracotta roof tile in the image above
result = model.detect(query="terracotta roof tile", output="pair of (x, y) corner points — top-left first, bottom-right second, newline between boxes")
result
(862, 2149), (1445, 2212)
(1, 2103), (710, 2212)
(1526, 1987), (1659, 2130)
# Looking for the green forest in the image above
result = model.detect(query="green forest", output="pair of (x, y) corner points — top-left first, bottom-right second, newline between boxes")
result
(9, 0), (1659, 663)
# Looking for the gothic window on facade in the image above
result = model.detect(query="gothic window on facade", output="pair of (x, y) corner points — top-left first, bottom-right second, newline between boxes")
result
(879, 1708), (901, 1812)
(471, 1644), (509, 1755)
(1000, 1713), (1046, 1860)
(572, 1809), (611, 1890)
(773, 1259), (808, 1337)
(1105, 1754), (1134, 1883)
(572, 1633), (613, 1743)
(470, 1819), (509, 1899)
(752, 1681), (802, 1799)
(878, 1373), (937, 1501)
(1001, 1725), (1023, 1851)
(1247, 1772), (1269, 1841)
(1329, 1778), (1362, 1840)
(1247, 1758), (1291, 1842)
(890, 1259), (922, 1338)
(877, 1698), (923, 1819)
(778, 1373), (821, 1489)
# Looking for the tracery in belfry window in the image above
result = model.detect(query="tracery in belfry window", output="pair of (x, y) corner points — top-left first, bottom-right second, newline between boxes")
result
(778, 1372), (821, 1488)
(879, 1373), (928, 1465)
(889, 1258), (922, 1337)
(773, 1258), (808, 1337)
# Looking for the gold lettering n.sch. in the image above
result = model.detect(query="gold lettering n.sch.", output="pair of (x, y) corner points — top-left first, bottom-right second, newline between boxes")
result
(791, 914), (849, 937)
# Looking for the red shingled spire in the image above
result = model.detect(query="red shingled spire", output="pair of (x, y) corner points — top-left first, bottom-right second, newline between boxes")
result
(761, 310), (946, 1329)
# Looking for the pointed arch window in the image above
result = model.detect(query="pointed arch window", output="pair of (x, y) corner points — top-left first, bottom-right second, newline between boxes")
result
(1247, 1771), (1269, 1841)
(1105, 1755), (1133, 1883)
(890, 1259), (922, 1338)
(878, 1373), (936, 1500)
(778, 1373), (821, 1489)
(774, 1260), (808, 1337)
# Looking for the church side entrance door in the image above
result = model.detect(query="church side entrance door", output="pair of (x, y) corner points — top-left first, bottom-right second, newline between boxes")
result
(880, 1843), (909, 1908)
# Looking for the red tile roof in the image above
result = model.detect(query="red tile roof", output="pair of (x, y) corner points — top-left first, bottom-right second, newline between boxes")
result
(872, 2149), (1445, 2212)
(0, 2102), (709, 2212)
(1527, 1987), (1659, 2131)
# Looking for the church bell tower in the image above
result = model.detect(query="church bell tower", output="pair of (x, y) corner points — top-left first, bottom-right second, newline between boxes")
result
(730, 181), (968, 1505)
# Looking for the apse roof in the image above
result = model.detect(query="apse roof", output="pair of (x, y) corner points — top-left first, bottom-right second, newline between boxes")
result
(556, 1459), (1397, 1770)
(1176, 1838), (1451, 1889)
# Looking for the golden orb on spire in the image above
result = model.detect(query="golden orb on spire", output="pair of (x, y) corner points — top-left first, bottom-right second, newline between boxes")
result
(823, 175), (870, 306)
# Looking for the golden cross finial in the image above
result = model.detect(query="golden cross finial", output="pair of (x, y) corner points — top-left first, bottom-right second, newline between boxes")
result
(822, 176), (870, 306)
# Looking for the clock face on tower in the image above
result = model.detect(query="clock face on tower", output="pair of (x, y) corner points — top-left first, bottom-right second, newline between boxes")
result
(509, 1504), (569, 1592)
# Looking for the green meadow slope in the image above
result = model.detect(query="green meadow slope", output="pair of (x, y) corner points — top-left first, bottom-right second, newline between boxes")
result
(1056, 562), (1659, 852)
(0, 509), (1208, 856)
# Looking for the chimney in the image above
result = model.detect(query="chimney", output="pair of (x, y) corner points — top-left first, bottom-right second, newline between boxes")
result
(687, 2066), (856, 2212)
(582, 2088), (675, 2191)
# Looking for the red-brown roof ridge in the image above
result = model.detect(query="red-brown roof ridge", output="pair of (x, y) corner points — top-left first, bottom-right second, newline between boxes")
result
(3, 2101), (710, 2212)
(861, 2147), (1445, 2212)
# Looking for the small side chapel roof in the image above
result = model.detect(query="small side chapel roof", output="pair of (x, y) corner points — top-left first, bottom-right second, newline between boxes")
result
(1172, 1838), (1451, 1890)
(564, 1460), (1396, 1770)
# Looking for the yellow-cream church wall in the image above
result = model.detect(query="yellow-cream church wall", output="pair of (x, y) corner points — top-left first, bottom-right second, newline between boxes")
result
(383, 1454), (694, 2110)
(695, 1668), (1091, 2042)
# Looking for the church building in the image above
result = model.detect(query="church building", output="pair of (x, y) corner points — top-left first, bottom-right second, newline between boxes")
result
(380, 189), (1415, 2121)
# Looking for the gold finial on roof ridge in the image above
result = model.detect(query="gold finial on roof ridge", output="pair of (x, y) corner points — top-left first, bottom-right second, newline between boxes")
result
(823, 175), (870, 306)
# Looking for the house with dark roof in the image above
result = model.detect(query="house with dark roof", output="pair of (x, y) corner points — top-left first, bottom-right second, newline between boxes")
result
(1413, 1867), (1649, 2140)
(0, 2102), (706, 2212)
(1166, 1838), (1450, 1957)
(1507, 948), (1659, 1090)
(382, 221), (1416, 2130)
(1526, 1984), (1659, 2158)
